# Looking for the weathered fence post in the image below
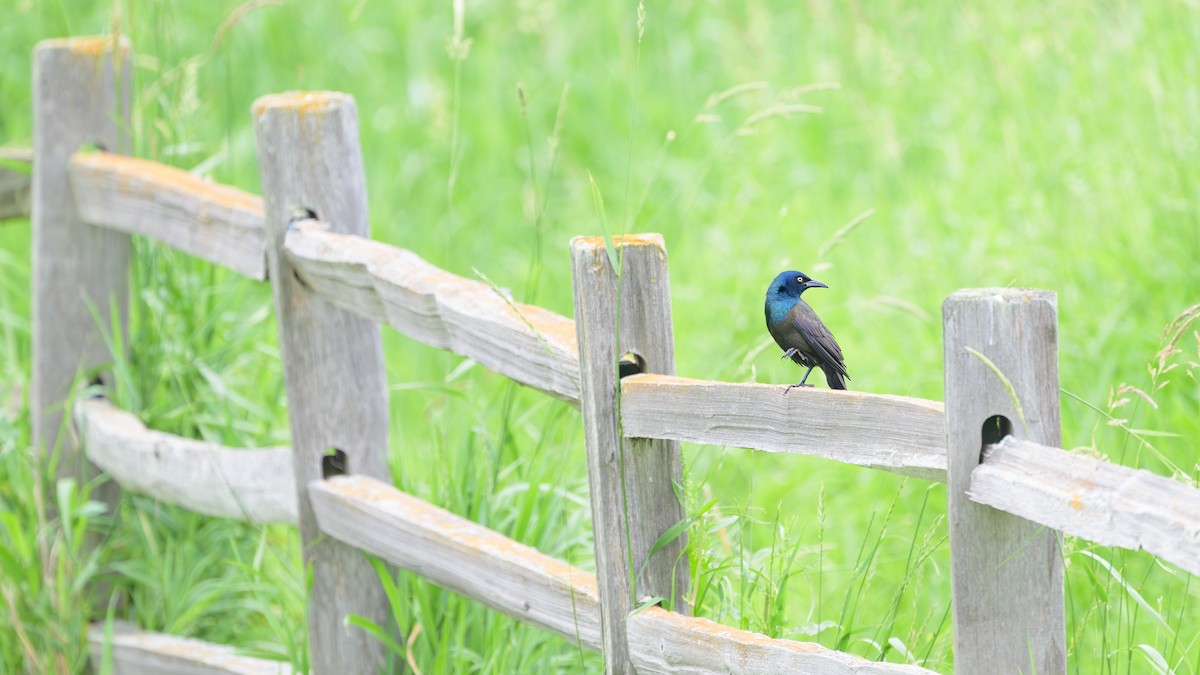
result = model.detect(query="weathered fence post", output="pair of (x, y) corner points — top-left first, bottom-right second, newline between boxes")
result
(570, 234), (689, 674)
(31, 37), (131, 495)
(943, 289), (1065, 674)
(254, 92), (392, 674)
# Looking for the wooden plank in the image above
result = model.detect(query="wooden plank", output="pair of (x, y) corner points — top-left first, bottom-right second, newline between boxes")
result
(254, 91), (392, 674)
(309, 475), (603, 650)
(88, 622), (292, 675)
(943, 288), (1065, 674)
(571, 234), (689, 674)
(621, 374), (947, 481)
(69, 152), (267, 279)
(0, 148), (32, 220)
(627, 609), (937, 674)
(76, 399), (296, 525)
(31, 37), (131, 509)
(971, 436), (1200, 576)
(283, 221), (581, 403)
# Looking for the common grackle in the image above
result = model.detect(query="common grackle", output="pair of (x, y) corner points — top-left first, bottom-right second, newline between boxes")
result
(764, 270), (849, 392)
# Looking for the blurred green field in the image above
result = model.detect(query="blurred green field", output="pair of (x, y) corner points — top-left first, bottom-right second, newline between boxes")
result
(1, 1), (1199, 673)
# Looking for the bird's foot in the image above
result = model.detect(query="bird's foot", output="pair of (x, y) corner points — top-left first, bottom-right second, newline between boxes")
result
(780, 348), (798, 360)
(783, 382), (815, 395)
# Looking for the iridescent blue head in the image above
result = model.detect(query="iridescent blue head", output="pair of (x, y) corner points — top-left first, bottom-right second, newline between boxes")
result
(765, 270), (828, 323)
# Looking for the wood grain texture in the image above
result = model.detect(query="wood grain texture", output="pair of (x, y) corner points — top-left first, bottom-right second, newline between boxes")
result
(0, 148), (32, 220)
(254, 91), (391, 674)
(309, 475), (603, 650)
(283, 221), (580, 403)
(88, 622), (292, 675)
(943, 288), (1065, 675)
(621, 374), (947, 481)
(76, 399), (296, 524)
(628, 609), (936, 675)
(31, 37), (131, 500)
(971, 436), (1200, 575)
(571, 234), (689, 674)
(69, 152), (267, 278)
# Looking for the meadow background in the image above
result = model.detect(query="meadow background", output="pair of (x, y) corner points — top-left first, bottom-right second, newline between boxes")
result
(1, 1), (1198, 673)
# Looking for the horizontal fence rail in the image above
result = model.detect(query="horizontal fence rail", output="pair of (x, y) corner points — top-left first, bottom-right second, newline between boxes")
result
(88, 623), (292, 675)
(69, 151), (267, 278)
(0, 147), (32, 219)
(620, 374), (947, 481)
(283, 219), (581, 403)
(77, 399), (297, 524)
(971, 436), (1200, 575)
(310, 475), (935, 675)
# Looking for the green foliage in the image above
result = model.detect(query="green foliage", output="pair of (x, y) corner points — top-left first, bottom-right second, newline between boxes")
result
(0, 0), (1198, 673)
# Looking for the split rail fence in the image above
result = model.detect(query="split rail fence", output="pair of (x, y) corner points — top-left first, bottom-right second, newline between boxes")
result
(6, 37), (1199, 674)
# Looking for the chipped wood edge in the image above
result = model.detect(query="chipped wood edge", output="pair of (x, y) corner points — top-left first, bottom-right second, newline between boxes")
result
(308, 475), (603, 650)
(88, 622), (293, 675)
(971, 437), (1200, 576)
(68, 152), (267, 278)
(76, 399), (297, 524)
(0, 148), (32, 220)
(284, 222), (581, 403)
(621, 374), (948, 481)
(628, 609), (938, 674)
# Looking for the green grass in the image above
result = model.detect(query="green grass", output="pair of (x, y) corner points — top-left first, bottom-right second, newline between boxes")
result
(2, 0), (1199, 672)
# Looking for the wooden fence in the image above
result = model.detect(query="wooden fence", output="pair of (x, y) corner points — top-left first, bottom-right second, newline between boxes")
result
(7, 37), (1200, 675)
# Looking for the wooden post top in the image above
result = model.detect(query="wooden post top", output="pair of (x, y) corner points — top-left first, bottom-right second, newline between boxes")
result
(944, 287), (1057, 305)
(252, 91), (354, 118)
(36, 36), (131, 57)
(570, 233), (665, 253)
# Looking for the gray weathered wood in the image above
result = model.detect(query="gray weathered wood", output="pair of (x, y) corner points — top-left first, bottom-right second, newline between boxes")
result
(627, 609), (937, 674)
(254, 91), (392, 674)
(69, 152), (267, 278)
(31, 37), (131, 497)
(570, 234), (689, 674)
(0, 148), (32, 220)
(309, 475), (603, 650)
(283, 221), (580, 403)
(971, 436), (1200, 576)
(621, 374), (946, 481)
(88, 622), (292, 675)
(77, 399), (296, 524)
(943, 288), (1065, 674)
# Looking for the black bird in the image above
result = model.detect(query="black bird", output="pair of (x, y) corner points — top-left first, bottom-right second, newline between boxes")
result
(764, 270), (849, 392)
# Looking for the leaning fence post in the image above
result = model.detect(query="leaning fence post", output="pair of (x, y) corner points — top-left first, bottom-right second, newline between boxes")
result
(943, 289), (1065, 674)
(570, 234), (689, 674)
(31, 37), (131, 499)
(253, 92), (392, 674)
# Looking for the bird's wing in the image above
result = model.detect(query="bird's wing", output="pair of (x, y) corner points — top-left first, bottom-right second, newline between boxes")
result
(789, 302), (848, 377)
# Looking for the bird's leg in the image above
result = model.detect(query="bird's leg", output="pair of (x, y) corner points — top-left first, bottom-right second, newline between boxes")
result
(780, 348), (798, 360)
(784, 366), (816, 394)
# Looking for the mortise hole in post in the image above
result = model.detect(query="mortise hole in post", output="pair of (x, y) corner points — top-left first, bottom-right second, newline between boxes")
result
(289, 206), (318, 226)
(619, 352), (646, 379)
(322, 448), (347, 479)
(980, 414), (1013, 462)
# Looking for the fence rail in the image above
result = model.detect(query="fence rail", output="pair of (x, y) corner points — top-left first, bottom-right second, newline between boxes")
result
(15, 35), (1200, 675)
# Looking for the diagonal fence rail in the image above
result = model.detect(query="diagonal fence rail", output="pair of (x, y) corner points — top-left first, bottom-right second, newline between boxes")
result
(14, 35), (1200, 675)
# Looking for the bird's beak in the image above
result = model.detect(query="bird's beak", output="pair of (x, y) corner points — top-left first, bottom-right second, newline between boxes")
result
(805, 279), (828, 289)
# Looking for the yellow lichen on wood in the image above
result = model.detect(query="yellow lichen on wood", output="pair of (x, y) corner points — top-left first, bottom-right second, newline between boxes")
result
(252, 91), (351, 118)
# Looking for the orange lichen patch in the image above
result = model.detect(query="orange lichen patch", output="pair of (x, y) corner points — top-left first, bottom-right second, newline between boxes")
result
(252, 91), (351, 118)
(39, 36), (130, 58)
(1069, 486), (1085, 510)
(638, 608), (831, 655)
(571, 233), (666, 252)
(72, 152), (264, 215)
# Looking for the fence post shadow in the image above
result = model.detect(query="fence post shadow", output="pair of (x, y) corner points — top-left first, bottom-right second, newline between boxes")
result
(943, 288), (1066, 674)
(253, 91), (393, 674)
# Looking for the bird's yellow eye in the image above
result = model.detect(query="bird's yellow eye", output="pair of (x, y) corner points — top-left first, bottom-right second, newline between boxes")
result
(796, 277), (805, 284)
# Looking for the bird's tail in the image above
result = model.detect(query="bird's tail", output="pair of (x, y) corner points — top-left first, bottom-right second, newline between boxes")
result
(822, 364), (848, 390)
